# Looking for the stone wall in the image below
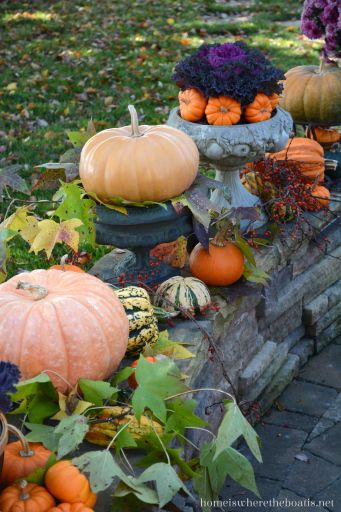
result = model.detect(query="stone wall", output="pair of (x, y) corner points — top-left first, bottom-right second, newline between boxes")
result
(170, 193), (341, 446)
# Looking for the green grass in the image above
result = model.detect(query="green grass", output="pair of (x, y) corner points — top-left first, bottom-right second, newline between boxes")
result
(0, 0), (322, 271)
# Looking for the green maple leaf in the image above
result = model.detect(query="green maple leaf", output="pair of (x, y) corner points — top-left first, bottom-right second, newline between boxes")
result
(53, 181), (96, 246)
(54, 415), (89, 459)
(132, 357), (188, 422)
(214, 400), (262, 463)
(165, 399), (208, 438)
(78, 379), (118, 407)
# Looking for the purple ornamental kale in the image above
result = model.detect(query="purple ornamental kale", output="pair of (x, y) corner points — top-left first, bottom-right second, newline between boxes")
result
(301, 0), (341, 59)
(0, 361), (20, 413)
(172, 41), (284, 106)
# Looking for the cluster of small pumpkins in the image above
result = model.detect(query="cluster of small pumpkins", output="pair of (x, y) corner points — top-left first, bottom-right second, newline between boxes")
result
(0, 438), (95, 512)
(178, 88), (279, 126)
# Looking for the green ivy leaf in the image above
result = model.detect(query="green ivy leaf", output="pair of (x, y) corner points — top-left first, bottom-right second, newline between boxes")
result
(10, 373), (59, 423)
(54, 415), (89, 459)
(73, 450), (125, 492)
(79, 379), (118, 407)
(25, 423), (60, 452)
(114, 427), (137, 453)
(234, 232), (256, 266)
(111, 366), (134, 386)
(113, 480), (159, 504)
(132, 357), (187, 422)
(149, 330), (195, 360)
(243, 264), (270, 285)
(136, 462), (192, 508)
(219, 446), (260, 497)
(53, 182), (96, 246)
(165, 399), (208, 437)
(214, 401), (262, 463)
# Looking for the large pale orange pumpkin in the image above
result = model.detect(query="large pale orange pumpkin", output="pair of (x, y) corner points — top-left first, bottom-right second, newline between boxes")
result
(0, 480), (55, 512)
(45, 461), (96, 508)
(178, 88), (207, 122)
(79, 105), (199, 203)
(266, 137), (325, 183)
(280, 60), (341, 124)
(205, 96), (242, 125)
(0, 269), (129, 392)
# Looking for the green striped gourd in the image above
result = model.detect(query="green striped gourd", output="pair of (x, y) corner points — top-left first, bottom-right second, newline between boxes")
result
(115, 286), (158, 356)
(154, 276), (211, 317)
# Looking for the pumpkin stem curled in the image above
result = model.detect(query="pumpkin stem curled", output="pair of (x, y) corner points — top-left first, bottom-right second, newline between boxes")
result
(128, 105), (143, 138)
(7, 423), (34, 458)
(60, 254), (69, 271)
(16, 282), (48, 301)
(19, 480), (30, 500)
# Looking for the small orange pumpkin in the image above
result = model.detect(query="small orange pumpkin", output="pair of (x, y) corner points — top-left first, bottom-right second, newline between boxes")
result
(0, 480), (55, 512)
(307, 185), (331, 210)
(50, 255), (84, 273)
(306, 127), (341, 149)
(1, 437), (52, 487)
(48, 504), (94, 512)
(45, 461), (96, 508)
(189, 241), (244, 286)
(205, 96), (242, 125)
(268, 93), (280, 110)
(178, 88), (207, 122)
(244, 93), (272, 123)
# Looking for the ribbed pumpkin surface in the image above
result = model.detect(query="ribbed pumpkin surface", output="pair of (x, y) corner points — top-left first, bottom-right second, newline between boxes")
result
(154, 276), (211, 316)
(280, 62), (341, 124)
(79, 106), (199, 203)
(0, 269), (129, 392)
(115, 286), (158, 356)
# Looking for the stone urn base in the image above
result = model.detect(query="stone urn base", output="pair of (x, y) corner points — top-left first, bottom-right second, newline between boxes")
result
(90, 203), (193, 287)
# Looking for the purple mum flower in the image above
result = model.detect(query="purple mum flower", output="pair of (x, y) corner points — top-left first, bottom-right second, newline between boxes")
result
(301, 0), (341, 59)
(0, 361), (20, 413)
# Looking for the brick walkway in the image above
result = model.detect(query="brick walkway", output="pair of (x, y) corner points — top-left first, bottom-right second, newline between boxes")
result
(220, 337), (341, 512)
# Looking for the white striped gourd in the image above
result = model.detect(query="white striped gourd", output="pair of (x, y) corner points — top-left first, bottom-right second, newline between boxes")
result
(154, 276), (211, 317)
(115, 286), (158, 356)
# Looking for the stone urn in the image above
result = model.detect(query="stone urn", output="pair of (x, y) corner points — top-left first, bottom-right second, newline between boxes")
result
(168, 107), (293, 215)
(90, 203), (193, 287)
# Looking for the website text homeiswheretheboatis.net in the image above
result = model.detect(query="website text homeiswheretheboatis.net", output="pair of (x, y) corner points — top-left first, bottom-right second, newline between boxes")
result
(200, 497), (335, 509)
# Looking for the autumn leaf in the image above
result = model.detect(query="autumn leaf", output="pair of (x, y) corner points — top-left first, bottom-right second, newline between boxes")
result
(1, 207), (38, 242)
(29, 219), (83, 258)
(51, 388), (93, 421)
(0, 163), (29, 196)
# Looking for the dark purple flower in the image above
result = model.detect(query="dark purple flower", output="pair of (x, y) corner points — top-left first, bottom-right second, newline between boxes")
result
(0, 361), (20, 413)
(172, 41), (284, 106)
(301, 19), (324, 38)
(301, 0), (341, 59)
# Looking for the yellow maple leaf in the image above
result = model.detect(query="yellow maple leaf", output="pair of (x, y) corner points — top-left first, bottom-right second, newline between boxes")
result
(1, 207), (38, 243)
(51, 390), (93, 420)
(30, 218), (83, 258)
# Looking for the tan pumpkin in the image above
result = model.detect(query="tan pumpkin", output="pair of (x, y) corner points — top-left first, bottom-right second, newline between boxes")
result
(0, 269), (129, 392)
(205, 96), (242, 125)
(178, 88), (207, 122)
(279, 60), (341, 125)
(306, 127), (341, 149)
(79, 105), (199, 203)
(244, 93), (272, 123)
(45, 461), (96, 508)
(266, 137), (325, 183)
(0, 480), (55, 512)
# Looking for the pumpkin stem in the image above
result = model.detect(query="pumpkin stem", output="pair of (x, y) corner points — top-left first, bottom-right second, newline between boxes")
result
(19, 480), (30, 501)
(7, 423), (34, 457)
(16, 282), (48, 301)
(60, 254), (69, 271)
(212, 223), (233, 247)
(128, 105), (143, 138)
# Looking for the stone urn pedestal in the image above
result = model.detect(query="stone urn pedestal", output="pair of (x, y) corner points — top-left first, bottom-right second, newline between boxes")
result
(90, 203), (193, 287)
(168, 107), (293, 225)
